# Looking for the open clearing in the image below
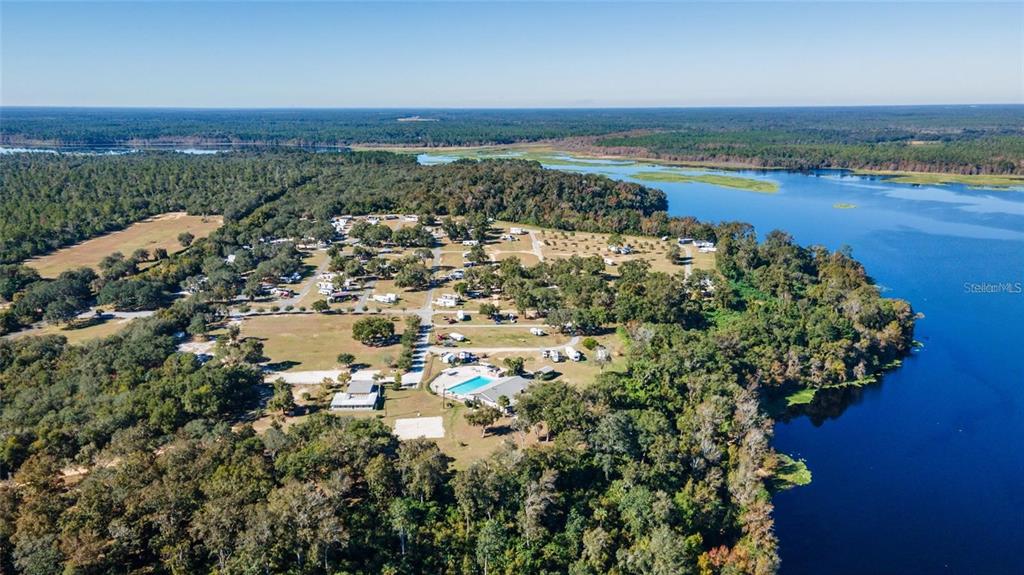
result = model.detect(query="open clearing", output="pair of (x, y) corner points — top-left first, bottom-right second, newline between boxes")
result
(26, 212), (223, 277)
(436, 327), (570, 348)
(343, 387), (539, 467)
(534, 227), (709, 276)
(240, 313), (405, 372)
(7, 316), (131, 344)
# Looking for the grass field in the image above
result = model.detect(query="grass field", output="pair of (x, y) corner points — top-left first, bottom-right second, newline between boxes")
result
(436, 327), (569, 348)
(483, 331), (627, 387)
(8, 316), (131, 344)
(240, 313), (404, 371)
(344, 387), (536, 467)
(370, 280), (429, 310)
(492, 251), (540, 266)
(26, 212), (223, 277)
(631, 171), (780, 193)
(536, 228), (707, 276)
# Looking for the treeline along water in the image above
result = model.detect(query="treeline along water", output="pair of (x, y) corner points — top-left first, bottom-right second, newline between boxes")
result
(420, 152), (1024, 574)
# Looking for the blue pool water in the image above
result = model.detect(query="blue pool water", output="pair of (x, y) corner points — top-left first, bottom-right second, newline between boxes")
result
(422, 152), (1024, 574)
(447, 375), (494, 396)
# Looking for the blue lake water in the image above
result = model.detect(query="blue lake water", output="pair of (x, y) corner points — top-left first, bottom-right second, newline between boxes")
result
(424, 152), (1024, 574)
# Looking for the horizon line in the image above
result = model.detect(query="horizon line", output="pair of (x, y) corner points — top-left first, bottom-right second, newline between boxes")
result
(2, 103), (1022, 112)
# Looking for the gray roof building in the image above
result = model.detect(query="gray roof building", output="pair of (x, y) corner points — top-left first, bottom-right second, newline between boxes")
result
(330, 381), (381, 410)
(473, 375), (532, 408)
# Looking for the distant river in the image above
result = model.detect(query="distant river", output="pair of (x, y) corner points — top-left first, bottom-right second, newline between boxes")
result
(422, 152), (1024, 575)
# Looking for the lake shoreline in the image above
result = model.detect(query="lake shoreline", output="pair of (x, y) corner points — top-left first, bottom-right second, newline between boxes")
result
(356, 142), (1024, 188)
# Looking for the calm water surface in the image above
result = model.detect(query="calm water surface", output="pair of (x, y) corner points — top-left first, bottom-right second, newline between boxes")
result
(424, 152), (1024, 574)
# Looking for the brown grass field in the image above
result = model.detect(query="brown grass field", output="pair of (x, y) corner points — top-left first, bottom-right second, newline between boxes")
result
(240, 313), (405, 371)
(350, 387), (540, 467)
(8, 316), (132, 344)
(536, 228), (712, 276)
(26, 212), (223, 277)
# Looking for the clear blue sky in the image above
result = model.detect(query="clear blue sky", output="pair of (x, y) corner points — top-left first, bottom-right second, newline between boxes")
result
(2, 1), (1021, 107)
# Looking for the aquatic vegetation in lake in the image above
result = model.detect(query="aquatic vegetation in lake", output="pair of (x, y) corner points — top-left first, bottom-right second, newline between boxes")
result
(631, 171), (779, 193)
(786, 387), (818, 406)
(770, 454), (813, 491)
(863, 171), (1024, 189)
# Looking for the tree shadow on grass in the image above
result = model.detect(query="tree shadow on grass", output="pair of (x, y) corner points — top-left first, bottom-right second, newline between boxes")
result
(485, 424), (515, 437)
(265, 360), (302, 372)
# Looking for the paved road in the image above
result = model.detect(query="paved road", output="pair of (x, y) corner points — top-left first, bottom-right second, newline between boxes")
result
(77, 308), (156, 320)
(528, 230), (545, 261)
(402, 246), (443, 386)
(278, 249), (331, 308)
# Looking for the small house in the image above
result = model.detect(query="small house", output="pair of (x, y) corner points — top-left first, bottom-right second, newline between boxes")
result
(474, 375), (532, 409)
(595, 347), (610, 361)
(509, 227), (525, 235)
(330, 381), (381, 411)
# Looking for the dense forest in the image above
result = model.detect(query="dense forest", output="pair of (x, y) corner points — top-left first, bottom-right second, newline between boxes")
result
(2, 106), (1022, 174)
(0, 151), (666, 264)
(0, 149), (915, 574)
(590, 131), (1024, 175)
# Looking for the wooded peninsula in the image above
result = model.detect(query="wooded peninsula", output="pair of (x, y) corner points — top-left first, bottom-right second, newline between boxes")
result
(0, 149), (915, 574)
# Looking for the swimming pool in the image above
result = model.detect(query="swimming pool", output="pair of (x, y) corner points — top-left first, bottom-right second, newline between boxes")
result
(446, 375), (494, 396)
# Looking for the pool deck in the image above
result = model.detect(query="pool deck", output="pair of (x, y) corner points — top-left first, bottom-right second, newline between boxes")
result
(430, 364), (503, 399)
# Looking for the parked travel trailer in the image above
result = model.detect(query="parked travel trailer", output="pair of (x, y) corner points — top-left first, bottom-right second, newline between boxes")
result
(435, 294), (460, 308)
(372, 293), (398, 304)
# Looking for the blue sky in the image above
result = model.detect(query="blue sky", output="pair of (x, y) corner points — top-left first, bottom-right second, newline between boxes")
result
(2, 1), (1021, 107)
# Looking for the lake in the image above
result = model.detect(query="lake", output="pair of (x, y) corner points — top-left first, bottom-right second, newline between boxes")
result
(423, 152), (1024, 574)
